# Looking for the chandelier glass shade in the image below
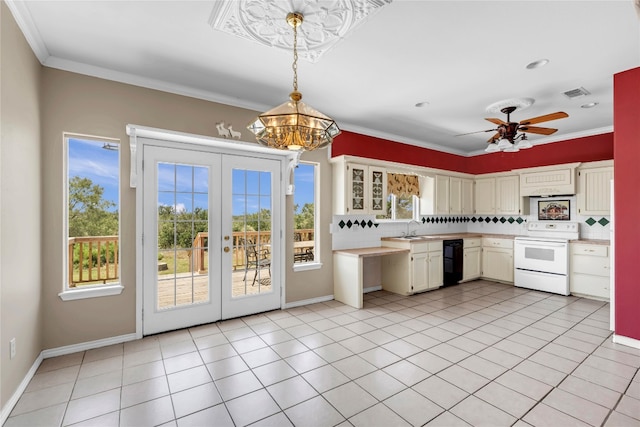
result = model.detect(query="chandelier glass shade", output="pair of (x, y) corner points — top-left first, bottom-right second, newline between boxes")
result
(484, 133), (533, 153)
(248, 13), (340, 151)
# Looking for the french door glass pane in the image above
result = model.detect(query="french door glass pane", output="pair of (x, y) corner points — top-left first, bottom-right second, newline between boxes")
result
(156, 162), (210, 310)
(232, 169), (273, 297)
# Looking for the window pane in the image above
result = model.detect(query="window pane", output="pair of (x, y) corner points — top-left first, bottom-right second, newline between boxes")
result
(294, 163), (316, 263)
(395, 194), (414, 220)
(67, 138), (120, 288)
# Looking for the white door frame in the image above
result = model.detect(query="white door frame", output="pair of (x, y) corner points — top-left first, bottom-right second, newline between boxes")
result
(129, 125), (298, 338)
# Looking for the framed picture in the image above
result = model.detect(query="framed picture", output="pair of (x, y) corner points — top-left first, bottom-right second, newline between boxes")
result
(538, 200), (570, 221)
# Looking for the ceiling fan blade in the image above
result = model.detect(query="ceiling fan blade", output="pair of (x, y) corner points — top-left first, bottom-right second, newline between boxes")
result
(519, 112), (568, 125)
(454, 129), (496, 137)
(519, 126), (558, 135)
(487, 132), (500, 143)
(485, 118), (507, 125)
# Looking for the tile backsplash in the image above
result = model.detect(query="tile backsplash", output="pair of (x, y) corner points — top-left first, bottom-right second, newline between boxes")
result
(332, 195), (611, 249)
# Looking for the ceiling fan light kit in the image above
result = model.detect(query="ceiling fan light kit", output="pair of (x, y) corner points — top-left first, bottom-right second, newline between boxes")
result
(247, 12), (341, 151)
(472, 103), (569, 154)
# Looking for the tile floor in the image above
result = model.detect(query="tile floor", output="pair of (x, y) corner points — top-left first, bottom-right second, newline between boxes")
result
(5, 280), (640, 427)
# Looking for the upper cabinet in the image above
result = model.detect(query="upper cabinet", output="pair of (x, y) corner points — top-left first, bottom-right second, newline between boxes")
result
(577, 161), (614, 215)
(517, 163), (580, 197)
(474, 175), (521, 215)
(333, 161), (386, 215)
(450, 177), (474, 215)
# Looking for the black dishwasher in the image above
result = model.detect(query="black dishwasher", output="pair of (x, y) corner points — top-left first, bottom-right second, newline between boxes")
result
(443, 239), (464, 286)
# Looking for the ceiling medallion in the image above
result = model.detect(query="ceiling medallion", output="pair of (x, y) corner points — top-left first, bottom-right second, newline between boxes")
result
(485, 98), (535, 114)
(209, 0), (392, 63)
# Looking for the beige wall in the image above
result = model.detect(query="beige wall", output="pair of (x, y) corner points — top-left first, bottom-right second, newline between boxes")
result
(1, 1), (44, 408)
(40, 68), (336, 349)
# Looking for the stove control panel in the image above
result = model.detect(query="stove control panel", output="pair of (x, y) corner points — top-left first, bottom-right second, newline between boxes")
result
(526, 221), (579, 240)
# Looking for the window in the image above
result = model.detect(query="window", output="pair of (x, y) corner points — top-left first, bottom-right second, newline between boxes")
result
(385, 194), (418, 220)
(381, 172), (420, 221)
(293, 162), (317, 265)
(61, 135), (123, 300)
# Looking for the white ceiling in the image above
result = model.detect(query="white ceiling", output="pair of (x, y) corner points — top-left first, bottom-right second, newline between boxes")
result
(8, 1), (640, 155)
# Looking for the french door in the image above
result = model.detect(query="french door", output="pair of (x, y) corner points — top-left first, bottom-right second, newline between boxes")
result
(142, 145), (281, 335)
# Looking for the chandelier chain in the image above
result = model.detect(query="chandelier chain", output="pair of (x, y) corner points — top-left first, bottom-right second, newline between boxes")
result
(292, 22), (298, 92)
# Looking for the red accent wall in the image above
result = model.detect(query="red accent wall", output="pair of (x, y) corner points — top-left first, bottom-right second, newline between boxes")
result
(332, 130), (612, 175)
(331, 131), (470, 172)
(466, 134), (613, 174)
(613, 67), (640, 341)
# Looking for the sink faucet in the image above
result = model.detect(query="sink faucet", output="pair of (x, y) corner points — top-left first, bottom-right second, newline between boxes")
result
(405, 219), (420, 237)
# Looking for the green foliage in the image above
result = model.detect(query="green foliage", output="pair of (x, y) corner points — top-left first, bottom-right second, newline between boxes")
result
(68, 176), (118, 237)
(157, 206), (208, 249)
(232, 209), (272, 233)
(294, 203), (314, 229)
(72, 243), (116, 268)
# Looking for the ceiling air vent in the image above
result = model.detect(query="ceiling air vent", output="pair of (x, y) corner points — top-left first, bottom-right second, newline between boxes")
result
(563, 87), (591, 99)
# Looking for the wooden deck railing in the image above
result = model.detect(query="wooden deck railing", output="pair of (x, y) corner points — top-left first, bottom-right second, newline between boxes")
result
(69, 229), (314, 286)
(68, 236), (119, 287)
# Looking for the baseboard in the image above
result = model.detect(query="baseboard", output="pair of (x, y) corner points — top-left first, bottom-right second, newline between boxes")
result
(41, 333), (138, 359)
(363, 285), (382, 293)
(1, 352), (43, 425)
(283, 294), (334, 309)
(613, 333), (640, 350)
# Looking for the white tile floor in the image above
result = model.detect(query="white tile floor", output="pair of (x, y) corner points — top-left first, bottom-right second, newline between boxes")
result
(5, 280), (640, 427)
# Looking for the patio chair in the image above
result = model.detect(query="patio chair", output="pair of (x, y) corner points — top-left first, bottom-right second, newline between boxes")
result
(244, 243), (271, 285)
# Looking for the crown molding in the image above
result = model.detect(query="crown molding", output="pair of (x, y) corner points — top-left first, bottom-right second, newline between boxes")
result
(5, 0), (50, 63)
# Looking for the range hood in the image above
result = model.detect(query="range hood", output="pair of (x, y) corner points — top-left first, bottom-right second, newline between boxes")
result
(516, 163), (580, 197)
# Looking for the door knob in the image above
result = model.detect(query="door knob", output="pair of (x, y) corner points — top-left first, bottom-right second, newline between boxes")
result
(224, 247), (230, 253)
(224, 236), (230, 241)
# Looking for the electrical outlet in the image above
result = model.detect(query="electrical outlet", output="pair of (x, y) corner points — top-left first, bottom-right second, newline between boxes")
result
(10, 338), (16, 359)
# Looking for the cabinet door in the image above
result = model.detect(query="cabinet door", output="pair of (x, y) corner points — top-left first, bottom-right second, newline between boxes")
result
(450, 177), (462, 214)
(496, 175), (520, 214)
(435, 175), (450, 214)
(482, 247), (513, 282)
(411, 252), (429, 293)
(577, 167), (613, 215)
(475, 178), (495, 214)
(461, 178), (474, 215)
(369, 167), (387, 215)
(428, 251), (443, 289)
(347, 163), (368, 214)
(463, 247), (481, 281)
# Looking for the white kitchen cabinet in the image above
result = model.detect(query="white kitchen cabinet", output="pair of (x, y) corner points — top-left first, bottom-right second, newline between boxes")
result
(496, 175), (520, 215)
(461, 178), (474, 215)
(474, 178), (495, 215)
(474, 175), (520, 215)
(435, 175), (450, 214)
(570, 243), (610, 300)
(333, 162), (386, 215)
(462, 238), (482, 282)
(450, 177), (474, 215)
(382, 239), (443, 294)
(482, 237), (514, 283)
(577, 165), (613, 215)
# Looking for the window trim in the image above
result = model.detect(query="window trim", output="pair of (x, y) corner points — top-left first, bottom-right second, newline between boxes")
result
(61, 133), (123, 301)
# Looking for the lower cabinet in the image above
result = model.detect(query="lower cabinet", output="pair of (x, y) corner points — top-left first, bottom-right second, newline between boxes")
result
(382, 240), (443, 294)
(570, 243), (610, 300)
(481, 238), (514, 283)
(462, 238), (482, 282)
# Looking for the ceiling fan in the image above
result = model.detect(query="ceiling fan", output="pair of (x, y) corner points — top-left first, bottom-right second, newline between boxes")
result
(458, 106), (569, 152)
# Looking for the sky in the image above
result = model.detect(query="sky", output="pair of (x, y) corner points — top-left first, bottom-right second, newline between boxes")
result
(69, 137), (315, 216)
(68, 138), (119, 210)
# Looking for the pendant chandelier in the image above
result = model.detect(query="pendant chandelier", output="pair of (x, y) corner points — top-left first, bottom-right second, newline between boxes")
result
(247, 12), (341, 151)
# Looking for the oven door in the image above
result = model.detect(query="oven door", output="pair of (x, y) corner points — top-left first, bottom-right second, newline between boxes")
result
(514, 238), (568, 275)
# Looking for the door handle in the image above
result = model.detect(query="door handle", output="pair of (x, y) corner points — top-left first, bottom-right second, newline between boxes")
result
(224, 236), (230, 241)
(223, 247), (230, 253)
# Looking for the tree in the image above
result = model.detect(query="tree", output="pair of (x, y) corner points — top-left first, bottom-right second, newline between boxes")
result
(68, 176), (118, 237)
(294, 203), (314, 229)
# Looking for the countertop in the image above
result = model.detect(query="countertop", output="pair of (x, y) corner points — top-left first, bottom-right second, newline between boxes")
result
(333, 246), (410, 258)
(570, 239), (611, 245)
